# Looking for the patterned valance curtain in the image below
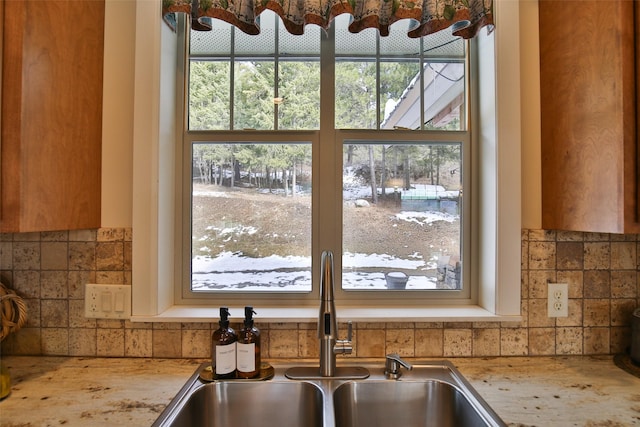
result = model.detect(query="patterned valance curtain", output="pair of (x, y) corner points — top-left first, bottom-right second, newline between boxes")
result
(162, 0), (493, 39)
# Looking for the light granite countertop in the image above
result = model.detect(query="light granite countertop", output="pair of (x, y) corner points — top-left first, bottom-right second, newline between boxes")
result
(0, 356), (639, 426)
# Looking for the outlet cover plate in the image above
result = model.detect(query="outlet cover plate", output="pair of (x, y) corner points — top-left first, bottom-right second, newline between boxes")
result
(85, 284), (131, 319)
(548, 282), (568, 317)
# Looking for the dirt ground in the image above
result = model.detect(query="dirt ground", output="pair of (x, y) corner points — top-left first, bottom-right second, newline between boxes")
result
(192, 184), (460, 260)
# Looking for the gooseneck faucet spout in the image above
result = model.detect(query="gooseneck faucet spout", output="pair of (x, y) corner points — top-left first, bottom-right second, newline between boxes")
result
(319, 251), (352, 377)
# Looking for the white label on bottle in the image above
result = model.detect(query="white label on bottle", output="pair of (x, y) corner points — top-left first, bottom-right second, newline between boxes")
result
(215, 342), (237, 375)
(236, 342), (256, 372)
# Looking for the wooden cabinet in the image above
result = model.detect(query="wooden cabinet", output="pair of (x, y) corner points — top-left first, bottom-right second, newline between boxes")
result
(539, 0), (640, 233)
(1, 0), (104, 233)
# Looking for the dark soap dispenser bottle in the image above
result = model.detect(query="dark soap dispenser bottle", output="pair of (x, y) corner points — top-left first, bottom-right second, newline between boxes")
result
(237, 306), (261, 379)
(212, 307), (237, 379)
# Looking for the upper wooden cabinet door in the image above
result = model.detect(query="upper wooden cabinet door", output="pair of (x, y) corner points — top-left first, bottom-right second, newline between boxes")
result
(539, 0), (640, 234)
(1, 0), (104, 233)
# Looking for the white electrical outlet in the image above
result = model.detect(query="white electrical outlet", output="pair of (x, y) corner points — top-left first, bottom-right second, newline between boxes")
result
(85, 284), (131, 319)
(548, 283), (568, 317)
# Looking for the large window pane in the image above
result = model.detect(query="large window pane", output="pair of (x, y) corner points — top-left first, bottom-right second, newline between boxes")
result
(342, 142), (462, 290)
(234, 61), (275, 130)
(335, 61), (377, 129)
(191, 143), (313, 292)
(189, 61), (230, 130)
(277, 61), (320, 130)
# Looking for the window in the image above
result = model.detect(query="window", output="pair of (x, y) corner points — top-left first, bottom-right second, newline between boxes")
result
(131, 0), (521, 320)
(179, 10), (472, 304)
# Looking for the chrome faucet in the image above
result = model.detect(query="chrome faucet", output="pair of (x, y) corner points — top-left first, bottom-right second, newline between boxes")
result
(318, 250), (353, 377)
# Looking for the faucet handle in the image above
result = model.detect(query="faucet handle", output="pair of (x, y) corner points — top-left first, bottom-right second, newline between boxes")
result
(334, 321), (353, 355)
(385, 353), (413, 379)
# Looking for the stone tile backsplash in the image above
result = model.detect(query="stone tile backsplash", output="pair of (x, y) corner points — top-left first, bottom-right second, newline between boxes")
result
(1, 228), (638, 358)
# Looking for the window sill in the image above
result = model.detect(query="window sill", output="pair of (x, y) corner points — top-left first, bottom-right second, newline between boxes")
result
(131, 305), (522, 323)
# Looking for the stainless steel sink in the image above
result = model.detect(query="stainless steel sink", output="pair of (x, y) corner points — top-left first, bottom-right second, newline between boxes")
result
(333, 380), (494, 427)
(152, 361), (506, 427)
(154, 379), (324, 427)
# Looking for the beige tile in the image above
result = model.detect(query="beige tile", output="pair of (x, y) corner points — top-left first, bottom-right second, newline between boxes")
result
(583, 270), (611, 298)
(528, 270), (555, 298)
(500, 328), (527, 356)
(556, 241), (583, 270)
(583, 327), (609, 355)
(98, 228), (125, 242)
(260, 329), (270, 359)
(69, 329), (97, 356)
(583, 232), (610, 242)
(385, 322), (414, 329)
(521, 271), (529, 301)
(298, 329), (318, 358)
(23, 298), (41, 327)
(13, 232), (40, 242)
(556, 231), (583, 242)
(125, 320), (152, 329)
(13, 270), (40, 298)
(414, 328), (443, 357)
(181, 329), (211, 358)
(385, 328), (414, 357)
(153, 322), (182, 330)
(356, 329), (385, 357)
(40, 271), (68, 299)
(528, 229), (555, 242)
(153, 329), (182, 358)
(528, 298), (555, 327)
(96, 271), (126, 284)
(611, 271), (637, 298)
(528, 241), (556, 270)
(528, 327), (555, 355)
(584, 242), (610, 270)
(41, 231), (68, 242)
(41, 299), (68, 328)
(69, 242), (96, 270)
(125, 328), (153, 357)
(443, 329), (472, 357)
(583, 299), (610, 327)
(40, 242), (68, 270)
(415, 322), (443, 328)
(13, 242), (40, 270)
(97, 328), (125, 357)
(556, 299), (582, 327)
(521, 235), (529, 270)
(68, 299), (96, 328)
(68, 270), (95, 299)
(556, 327), (582, 355)
(68, 229), (97, 242)
(41, 328), (68, 355)
(269, 329), (298, 358)
(556, 270), (583, 298)
(610, 242), (636, 270)
(97, 319), (125, 329)
(96, 242), (124, 270)
(472, 328), (500, 357)
(183, 322), (212, 330)
(0, 240), (12, 270)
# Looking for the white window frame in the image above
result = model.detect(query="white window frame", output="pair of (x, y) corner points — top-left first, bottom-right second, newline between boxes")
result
(131, 0), (522, 322)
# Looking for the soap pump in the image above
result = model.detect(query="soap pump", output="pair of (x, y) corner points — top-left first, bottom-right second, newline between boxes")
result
(237, 306), (261, 379)
(212, 307), (237, 379)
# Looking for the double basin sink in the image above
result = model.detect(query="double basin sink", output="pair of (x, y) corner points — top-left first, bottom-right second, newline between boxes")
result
(152, 361), (506, 427)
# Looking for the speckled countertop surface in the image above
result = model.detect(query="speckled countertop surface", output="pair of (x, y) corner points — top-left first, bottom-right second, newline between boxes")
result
(1, 356), (639, 427)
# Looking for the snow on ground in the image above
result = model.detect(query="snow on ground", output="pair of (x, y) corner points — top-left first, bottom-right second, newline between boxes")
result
(191, 185), (457, 291)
